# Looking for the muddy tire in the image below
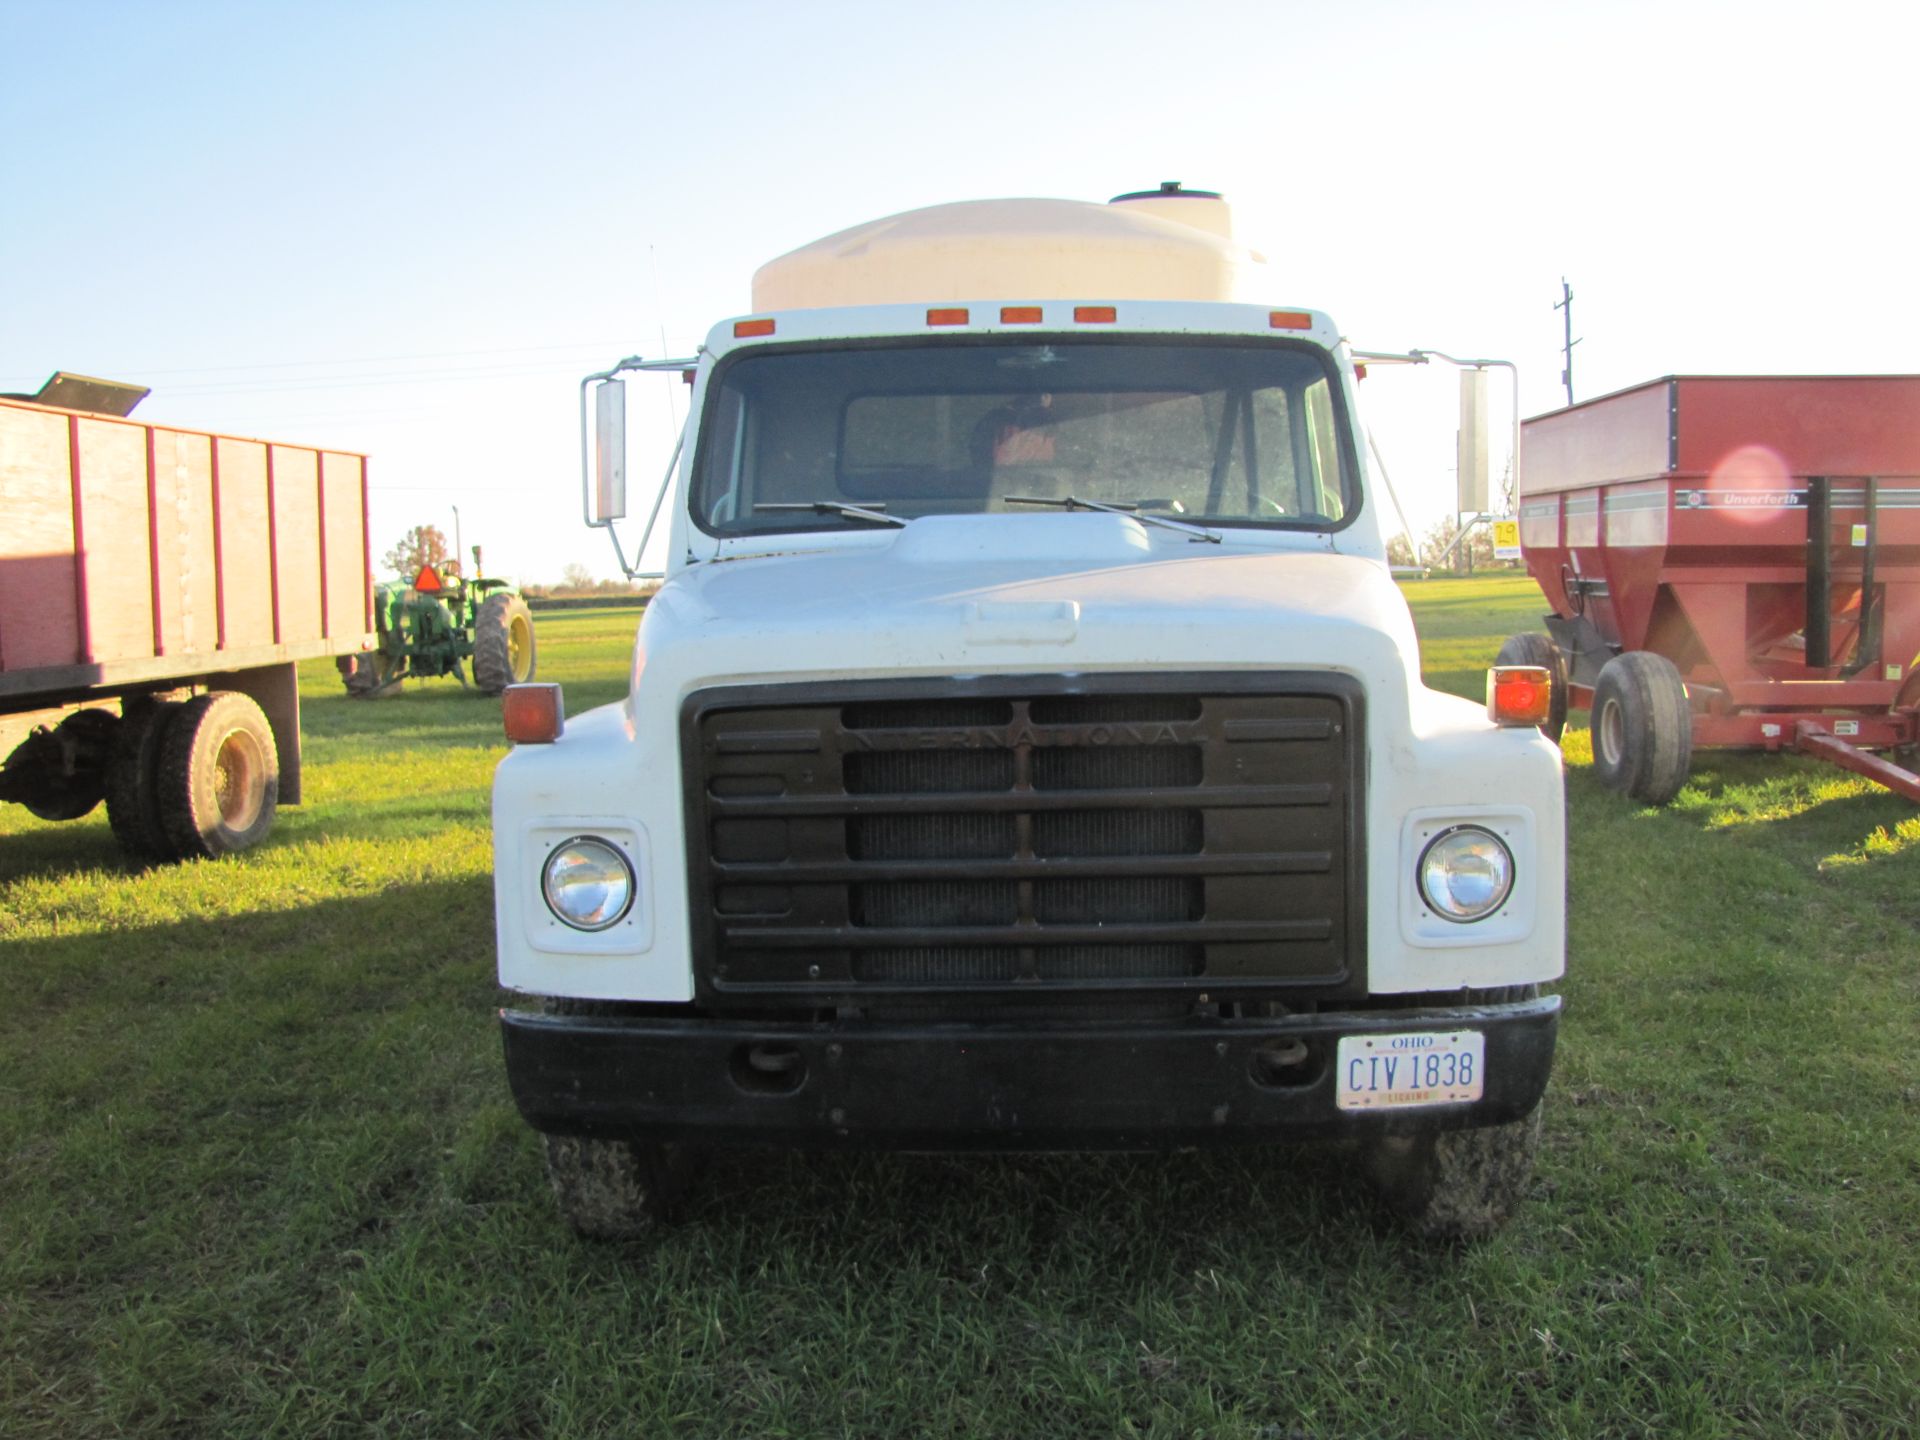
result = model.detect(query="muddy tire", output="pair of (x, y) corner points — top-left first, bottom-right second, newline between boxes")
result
(1495, 631), (1569, 745)
(541, 1135), (699, 1240)
(1591, 651), (1692, 804)
(106, 699), (185, 859)
(1368, 1103), (1544, 1240)
(153, 692), (279, 860)
(472, 592), (535, 695)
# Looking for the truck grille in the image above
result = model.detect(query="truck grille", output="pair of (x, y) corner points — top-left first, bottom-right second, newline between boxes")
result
(684, 676), (1364, 1011)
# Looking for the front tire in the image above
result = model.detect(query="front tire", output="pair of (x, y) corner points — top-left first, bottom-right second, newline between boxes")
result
(1591, 651), (1692, 804)
(1494, 631), (1569, 744)
(1367, 1104), (1544, 1240)
(472, 593), (535, 695)
(542, 1135), (699, 1240)
(154, 691), (279, 859)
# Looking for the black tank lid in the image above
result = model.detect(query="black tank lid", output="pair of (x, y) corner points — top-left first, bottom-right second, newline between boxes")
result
(1108, 181), (1222, 203)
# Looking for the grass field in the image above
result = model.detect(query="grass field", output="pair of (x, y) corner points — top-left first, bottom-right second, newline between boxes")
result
(3, 577), (1917, 1438)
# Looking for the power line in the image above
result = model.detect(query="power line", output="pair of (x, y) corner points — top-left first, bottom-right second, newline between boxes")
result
(0, 336), (705, 396)
(155, 365), (585, 398)
(21, 339), (637, 380)
(368, 483), (555, 495)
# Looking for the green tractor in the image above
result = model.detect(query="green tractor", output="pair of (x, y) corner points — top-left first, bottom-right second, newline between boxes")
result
(339, 549), (536, 698)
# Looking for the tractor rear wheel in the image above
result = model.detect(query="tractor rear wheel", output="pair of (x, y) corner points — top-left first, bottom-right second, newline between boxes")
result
(1591, 652), (1693, 804)
(106, 699), (185, 860)
(153, 691), (280, 859)
(473, 593), (536, 695)
(1494, 632), (1569, 744)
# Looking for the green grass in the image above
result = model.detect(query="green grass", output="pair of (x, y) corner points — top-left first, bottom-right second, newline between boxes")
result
(4, 580), (1917, 1438)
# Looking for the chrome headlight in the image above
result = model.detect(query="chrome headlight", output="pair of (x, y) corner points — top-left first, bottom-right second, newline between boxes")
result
(541, 837), (634, 931)
(1417, 825), (1514, 922)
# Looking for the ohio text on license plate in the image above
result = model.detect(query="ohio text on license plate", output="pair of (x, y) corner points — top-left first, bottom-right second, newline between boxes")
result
(1336, 1030), (1485, 1110)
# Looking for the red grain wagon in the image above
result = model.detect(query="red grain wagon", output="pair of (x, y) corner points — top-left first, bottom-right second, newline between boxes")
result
(0, 374), (376, 860)
(1503, 375), (1920, 803)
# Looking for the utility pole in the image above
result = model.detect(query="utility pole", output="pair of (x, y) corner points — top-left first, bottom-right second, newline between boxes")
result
(451, 505), (463, 569)
(1554, 278), (1580, 406)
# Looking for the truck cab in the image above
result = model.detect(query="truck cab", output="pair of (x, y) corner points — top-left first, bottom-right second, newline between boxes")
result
(492, 188), (1565, 1239)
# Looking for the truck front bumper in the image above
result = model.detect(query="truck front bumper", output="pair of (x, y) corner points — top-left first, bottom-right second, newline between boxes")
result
(501, 994), (1559, 1150)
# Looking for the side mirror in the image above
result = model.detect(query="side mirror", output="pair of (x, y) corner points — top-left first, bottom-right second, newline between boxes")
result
(1456, 368), (1490, 513)
(594, 379), (627, 521)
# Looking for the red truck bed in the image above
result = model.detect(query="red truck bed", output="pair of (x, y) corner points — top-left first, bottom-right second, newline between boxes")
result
(1, 395), (374, 697)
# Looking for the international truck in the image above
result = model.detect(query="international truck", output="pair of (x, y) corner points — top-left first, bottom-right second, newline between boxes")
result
(492, 185), (1566, 1239)
(0, 374), (374, 861)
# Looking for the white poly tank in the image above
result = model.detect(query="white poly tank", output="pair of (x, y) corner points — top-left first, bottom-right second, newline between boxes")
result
(750, 185), (1270, 312)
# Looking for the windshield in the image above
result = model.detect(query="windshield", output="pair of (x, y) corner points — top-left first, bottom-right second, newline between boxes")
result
(693, 339), (1355, 535)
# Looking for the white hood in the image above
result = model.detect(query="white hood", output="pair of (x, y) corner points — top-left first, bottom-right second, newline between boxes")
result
(637, 514), (1422, 717)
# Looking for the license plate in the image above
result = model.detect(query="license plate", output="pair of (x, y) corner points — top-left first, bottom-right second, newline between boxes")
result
(1336, 1030), (1485, 1110)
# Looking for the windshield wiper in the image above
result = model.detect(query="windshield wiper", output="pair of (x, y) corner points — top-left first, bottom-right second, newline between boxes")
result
(1003, 494), (1222, 544)
(753, 501), (908, 528)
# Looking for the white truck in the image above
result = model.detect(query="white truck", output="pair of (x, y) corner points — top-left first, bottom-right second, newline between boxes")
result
(492, 185), (1565, 1239)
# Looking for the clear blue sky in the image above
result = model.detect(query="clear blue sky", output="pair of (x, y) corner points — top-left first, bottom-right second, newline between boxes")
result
(5, 0), (1915, 580)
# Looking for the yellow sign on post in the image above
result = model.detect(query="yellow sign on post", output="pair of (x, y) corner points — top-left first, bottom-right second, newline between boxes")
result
(1492, 518), (1521, 561)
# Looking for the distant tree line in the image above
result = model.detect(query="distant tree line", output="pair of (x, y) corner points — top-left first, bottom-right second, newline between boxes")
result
(383, 527), (655, 596)
(1387, 515), (1513, 573)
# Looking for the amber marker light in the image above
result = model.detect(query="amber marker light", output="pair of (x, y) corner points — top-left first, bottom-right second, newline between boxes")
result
(1074, 305), (1117, 323)
(1486, 666), (1553, 727)
(1000, 306), (1043, 324)
(927, 307), (970, 326)
(504, 682), (566, 744)
(1270, 310), (1314, 330)
(733, 318), (776, 338)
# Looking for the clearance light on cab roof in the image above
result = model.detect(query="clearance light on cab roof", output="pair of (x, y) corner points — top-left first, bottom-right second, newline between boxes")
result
(1487, 666), (1553, 728)
(1270, 310), (1314, 330)
(734, 318), (776, 338)
(927, 307), (969, 326)
(1001, 306), (1043, 324)
(1074, 305), (1117, 324)
(504, 683), (566, 744)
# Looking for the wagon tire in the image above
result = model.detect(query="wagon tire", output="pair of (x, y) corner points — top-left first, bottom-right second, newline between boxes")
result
(1590, 651), (1692, 804)
(542, 1135), (700, 1240)
(153, 692), (279, 860)
(473, 593), (536, 695)
(1494, 632), (1569, 744)
(106, 699), (185, 860)
(1367, 1103), (1543, 1240)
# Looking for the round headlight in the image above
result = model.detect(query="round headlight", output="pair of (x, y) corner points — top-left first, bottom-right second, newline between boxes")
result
(1417, 825), (1514, 922)
(542, 837), (634, 931)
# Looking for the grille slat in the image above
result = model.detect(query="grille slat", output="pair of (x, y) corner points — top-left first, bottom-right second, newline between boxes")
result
(689, 677), (1361, 1009)
(709, 783), (1332, 816)
(719, 920), (1332, 948)
(714, 851), (1332, 884)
